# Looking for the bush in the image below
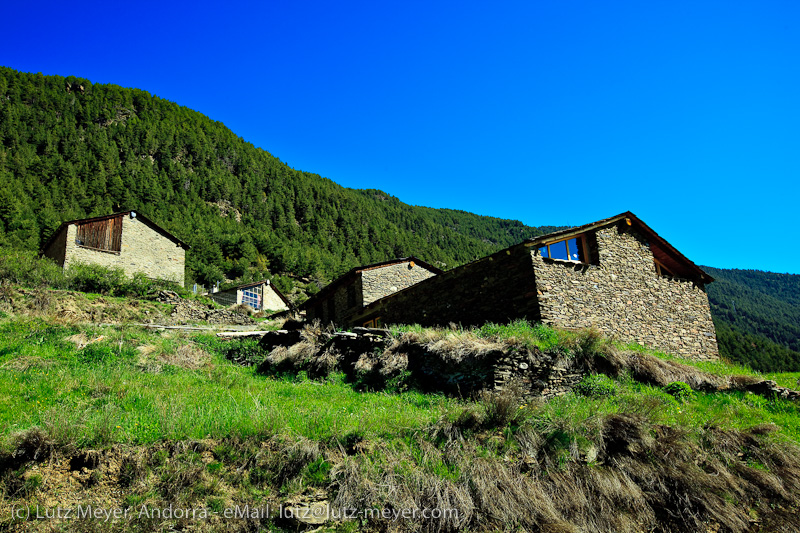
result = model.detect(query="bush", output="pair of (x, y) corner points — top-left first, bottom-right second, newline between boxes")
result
(79, 341), (137, 364)
(664, 381), (695, 403)
(0, 248), (68, 289)
(67, 263), (127, 295)
(575, 374), (618, 398)
(301, 457), (332, 487)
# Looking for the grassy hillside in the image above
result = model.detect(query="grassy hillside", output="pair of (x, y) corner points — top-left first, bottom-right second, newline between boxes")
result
(2, 288), (800, 532)
(0, 67), (551, 294)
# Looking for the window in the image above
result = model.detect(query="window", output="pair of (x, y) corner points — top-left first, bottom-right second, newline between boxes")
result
(538, 235), (588, 263)
(347, 284), (357, 308)
(75, 217), (123, 253)
(241, 287), (262, 309)
(654, 260), (674, 278)
(327, 298), (336, 321)
(363, 317), (383, 328)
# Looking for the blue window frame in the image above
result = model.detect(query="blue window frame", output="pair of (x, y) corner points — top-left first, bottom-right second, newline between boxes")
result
(241, 288), (262, 309)
(538, 235), (588, 263)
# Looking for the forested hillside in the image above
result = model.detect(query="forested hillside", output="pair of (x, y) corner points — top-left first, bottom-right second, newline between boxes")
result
(0, 67), (549, 292)
(1, 66), (799, 371)
(704, 266), (800, 371)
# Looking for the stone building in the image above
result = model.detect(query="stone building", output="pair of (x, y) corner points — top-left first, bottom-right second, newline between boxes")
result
(303, 257), (443, 327)
(41, 211), (188, 285)
(209, 280), (291, 313)
(352, 212), (719, 360)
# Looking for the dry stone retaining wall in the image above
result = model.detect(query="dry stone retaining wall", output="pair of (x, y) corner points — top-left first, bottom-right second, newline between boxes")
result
(257, 329), (586, 399)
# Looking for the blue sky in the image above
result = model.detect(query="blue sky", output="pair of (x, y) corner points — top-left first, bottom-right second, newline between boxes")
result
(2, 1), (799, 273)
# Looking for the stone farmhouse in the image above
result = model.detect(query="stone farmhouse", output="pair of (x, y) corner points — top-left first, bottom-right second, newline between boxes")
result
(349, 212), (719, 361)
(42, 211), (188, 285)
(303, 257), (443, 327)
(209, 280), (291, 313)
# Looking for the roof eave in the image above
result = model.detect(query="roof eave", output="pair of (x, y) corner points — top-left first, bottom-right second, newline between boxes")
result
(525, 211), (713, 283)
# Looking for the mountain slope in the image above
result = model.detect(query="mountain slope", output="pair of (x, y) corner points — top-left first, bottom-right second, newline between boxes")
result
(704, 266), (800, 371)
(0, 67), (550, 291)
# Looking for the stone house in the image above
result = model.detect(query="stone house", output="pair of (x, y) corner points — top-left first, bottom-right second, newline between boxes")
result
(352, 212), (719, 360)
(41, 211), (188, 285)
(209, 280), (291, 313)
(303, 257), (443, 327)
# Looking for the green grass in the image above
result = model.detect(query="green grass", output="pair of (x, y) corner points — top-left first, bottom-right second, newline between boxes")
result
(4, 315), (800, 532)
(0, 318), (460, 451)
(525, 378), (800, 444)
(2, 315), (800, 454)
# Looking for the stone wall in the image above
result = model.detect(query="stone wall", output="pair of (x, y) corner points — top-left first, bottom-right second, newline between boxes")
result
(306, 276), (362, 325)
(361, 261), (438, 305)
(356, 245), (540, 327)
(532, 224), (718, 360)
(256, 329), (587, 399)
(307, 261), (437, 327)
(263, 285), (290, 312)
(63, 216), (185, 285)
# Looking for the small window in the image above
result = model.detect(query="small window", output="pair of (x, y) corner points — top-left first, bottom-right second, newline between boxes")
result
(347, 284), (357, 308)
(363, 317), (382, 328)
(538, 235), (587, 263)
(654, 260), (673, 278)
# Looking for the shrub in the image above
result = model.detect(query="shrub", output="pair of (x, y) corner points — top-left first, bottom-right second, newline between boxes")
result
(301, 457), (332, 487)
(124, 272), (158, 298)
(575, 374), (618, 398)
(664, 381), (695, 403)
(0, 248), (188, 298)
(211, 338), (268, 366)
(79, 341), (136, 364)
(67, 263), (127, 295)
(0, 248), (68, 289)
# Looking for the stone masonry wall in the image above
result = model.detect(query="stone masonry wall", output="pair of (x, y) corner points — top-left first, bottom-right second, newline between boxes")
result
(361, 261), (438, 306)
(63, 216), (185, 285)
(308, 262), (436, 327)
(262, 285), (289, 312)
(306, 277), (362, 325)
(356, 245), (540, 328)
(533, 224), (718, 360)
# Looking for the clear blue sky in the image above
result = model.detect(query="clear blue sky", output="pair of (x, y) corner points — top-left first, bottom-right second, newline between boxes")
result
(2, 1), (799, 273)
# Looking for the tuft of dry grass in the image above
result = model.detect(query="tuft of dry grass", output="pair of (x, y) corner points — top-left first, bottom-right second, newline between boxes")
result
(161, 343), (211, 370)
(228, 303), (253, 316)
(9, 426), (55, 461)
